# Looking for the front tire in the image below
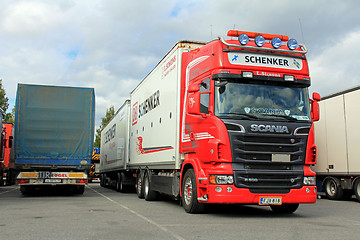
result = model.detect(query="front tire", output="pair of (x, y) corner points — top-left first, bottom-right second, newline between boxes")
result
(270, 203), (299, 214)
(324, 177), (343, 200)
(181, 169), (205, 213)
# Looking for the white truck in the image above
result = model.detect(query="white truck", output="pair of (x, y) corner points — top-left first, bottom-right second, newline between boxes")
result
(313, 86), (360, 201)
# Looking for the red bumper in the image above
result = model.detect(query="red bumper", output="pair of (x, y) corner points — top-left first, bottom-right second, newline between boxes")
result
(199, 185), (317, 204)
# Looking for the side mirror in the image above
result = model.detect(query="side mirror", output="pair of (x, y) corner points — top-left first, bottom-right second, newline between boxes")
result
(310, 92), (321, 122)
(9, 136), (13, 148)
(187, 92), (201, 115)
(188, 84), (200, 93)
(312, 92), (321, 101)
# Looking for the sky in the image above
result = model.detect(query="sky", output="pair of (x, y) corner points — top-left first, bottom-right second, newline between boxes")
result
(1, 0), (360, 128)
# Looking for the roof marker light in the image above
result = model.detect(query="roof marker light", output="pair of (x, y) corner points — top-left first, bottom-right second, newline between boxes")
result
(271, 37), (282, 49)
(287, 39), (298, 50)
(242, 71), (253, 78)
(255, 35), (265, 47)
(284, 75), (295, 81)
(238, 33), (249, 45)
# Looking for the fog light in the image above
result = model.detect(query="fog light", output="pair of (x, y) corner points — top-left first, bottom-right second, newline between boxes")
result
(306, 188), (310, 193)
(215, 187), (222, 192)
(227, 187), (232, 193)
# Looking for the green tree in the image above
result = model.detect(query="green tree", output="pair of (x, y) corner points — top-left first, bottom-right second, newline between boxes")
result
(0, 79), (14, 123)
(94, 106), (115, 148)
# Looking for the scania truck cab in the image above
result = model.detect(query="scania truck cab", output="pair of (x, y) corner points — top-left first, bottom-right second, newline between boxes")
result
(181, 30), (320, 213)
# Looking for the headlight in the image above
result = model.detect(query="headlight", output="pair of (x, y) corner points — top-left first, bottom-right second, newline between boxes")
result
(210, 175), (234, 185)
(303, 176), (316, 186)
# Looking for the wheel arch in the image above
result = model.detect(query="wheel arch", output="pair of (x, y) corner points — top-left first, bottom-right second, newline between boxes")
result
(180, 158), (204, 198)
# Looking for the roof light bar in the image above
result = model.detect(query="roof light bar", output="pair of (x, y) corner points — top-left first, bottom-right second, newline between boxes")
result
(227, 30), (289, 41)
(229, 30), (301, 51)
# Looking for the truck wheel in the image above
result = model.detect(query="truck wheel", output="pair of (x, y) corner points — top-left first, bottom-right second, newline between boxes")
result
(324, 177), (343, 200)
(116, 173), (124, 192)
(270, 204), (299, 214)
(76, 186), (85, 195)
(136, 170), (145, 199)
(354, 179), (360, 202)
(100, 174), (105, 187)
(144, 171), (158, 201)
(20, 186), (31, 196)
(181, 169), (205, 213)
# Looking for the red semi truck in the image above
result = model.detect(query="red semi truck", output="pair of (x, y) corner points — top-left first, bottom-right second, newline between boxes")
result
(100, 30), (320, 213)
(0, 123), (14, 186)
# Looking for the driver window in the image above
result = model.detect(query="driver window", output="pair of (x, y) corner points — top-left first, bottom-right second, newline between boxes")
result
(199, 78), (210, 114)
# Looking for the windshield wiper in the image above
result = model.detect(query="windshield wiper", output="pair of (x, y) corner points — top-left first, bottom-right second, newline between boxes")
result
(264, 114), (298, 121)
(219, 112), (260, 120)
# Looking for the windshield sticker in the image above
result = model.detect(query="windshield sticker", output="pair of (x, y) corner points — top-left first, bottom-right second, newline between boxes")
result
(245, 107), (285, 116)
(291, 115), (310, 120)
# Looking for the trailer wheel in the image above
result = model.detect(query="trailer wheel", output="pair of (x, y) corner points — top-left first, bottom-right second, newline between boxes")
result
(20, 186), (31, 196)
(354, 179), (360, 202)
(324, 177), (343, 200)
(100, 174), (105, 187)
(76, 186), (85, 195)
(116, 173), (126, 192)
(136, 170), (145, 199)
(144, 171), (158, 201)
(181, 169), (205, 213)
(270, 204), (299, 214)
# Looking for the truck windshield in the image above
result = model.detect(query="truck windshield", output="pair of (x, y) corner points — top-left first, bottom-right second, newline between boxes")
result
(214, 81), (311, 121)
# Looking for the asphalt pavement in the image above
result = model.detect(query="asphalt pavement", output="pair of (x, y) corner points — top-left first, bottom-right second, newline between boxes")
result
(1, 183), (360, 240)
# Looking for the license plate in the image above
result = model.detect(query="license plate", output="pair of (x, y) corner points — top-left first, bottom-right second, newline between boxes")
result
(259, 197), (282, 205)
(272, 154), (290, 162)
(44, 179), (62, 183)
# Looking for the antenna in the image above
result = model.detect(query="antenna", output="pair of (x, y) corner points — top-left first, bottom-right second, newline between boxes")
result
(298, 18), (306, 45)
(210, 24), (213, 40)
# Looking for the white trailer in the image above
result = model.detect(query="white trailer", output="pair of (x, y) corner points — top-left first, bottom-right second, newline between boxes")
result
(99, 100), (134, 191)
(313, 86), (360, 201)
(99, 41), (205, 194)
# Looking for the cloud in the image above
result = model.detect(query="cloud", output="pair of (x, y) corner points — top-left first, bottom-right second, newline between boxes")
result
(309, 29), (360, 96)
(1, 0), (360, 129)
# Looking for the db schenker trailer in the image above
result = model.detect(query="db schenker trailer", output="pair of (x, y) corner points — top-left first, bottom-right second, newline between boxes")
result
(313, 86), (360, 201)
(100, 30), (321, 213)
(12, 84), (95, 195)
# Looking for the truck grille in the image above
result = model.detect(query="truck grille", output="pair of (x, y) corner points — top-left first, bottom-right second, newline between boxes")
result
(229, 130), (308, 192)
